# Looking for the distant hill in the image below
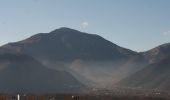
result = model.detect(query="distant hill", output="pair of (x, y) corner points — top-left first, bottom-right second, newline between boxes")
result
(142, 43), (170, 63)
(117, 43), (170, 91)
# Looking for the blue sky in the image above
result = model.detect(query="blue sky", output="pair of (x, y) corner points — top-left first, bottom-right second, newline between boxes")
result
(0, 0), (170, 52)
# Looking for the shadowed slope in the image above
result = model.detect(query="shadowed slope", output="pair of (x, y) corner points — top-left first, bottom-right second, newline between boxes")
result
(118, 56), (170, 91)
(0, 53), (84, 93)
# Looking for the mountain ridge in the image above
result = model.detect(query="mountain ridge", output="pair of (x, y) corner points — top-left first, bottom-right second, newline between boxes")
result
(1, 27), (137, 61)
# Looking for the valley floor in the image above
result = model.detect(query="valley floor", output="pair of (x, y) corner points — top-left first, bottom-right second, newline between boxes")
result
(0, 92), (169, 100)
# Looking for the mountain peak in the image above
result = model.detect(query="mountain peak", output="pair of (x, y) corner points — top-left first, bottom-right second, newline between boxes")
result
(1, 27), (136, 61)
(50, 27), (80, 34)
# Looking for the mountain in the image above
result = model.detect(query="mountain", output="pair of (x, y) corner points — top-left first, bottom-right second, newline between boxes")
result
(117, 43), (170, 91)
(117, 56), (170, 91)
(0, 27), (139, 88)
(142, 43), (170, 63)
(0, 52), (84, 93)
(1, 27), (136, 61)
(0, 27), (170, 92)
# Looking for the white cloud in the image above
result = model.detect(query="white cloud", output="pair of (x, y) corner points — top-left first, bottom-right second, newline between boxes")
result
(163, 30), (170, 35)
(81, 21), (89, 29)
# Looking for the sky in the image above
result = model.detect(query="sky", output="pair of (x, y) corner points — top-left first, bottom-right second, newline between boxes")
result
(0, 0), (170, 52)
